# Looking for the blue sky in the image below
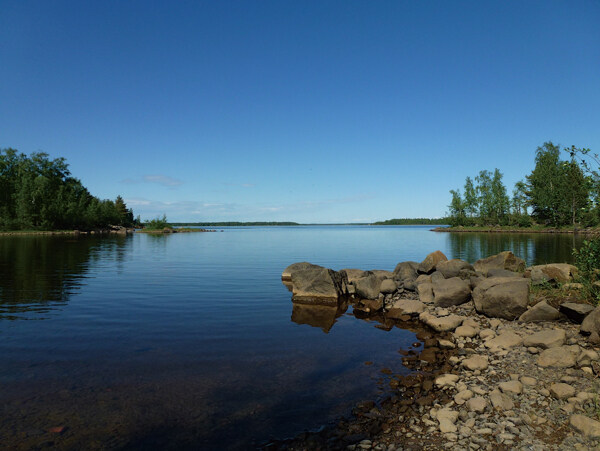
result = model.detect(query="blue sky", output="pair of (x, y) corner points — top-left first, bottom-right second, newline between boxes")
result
(1, 1), (599, 223)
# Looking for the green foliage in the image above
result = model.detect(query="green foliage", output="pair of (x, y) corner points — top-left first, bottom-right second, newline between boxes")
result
(526, 142), (589, 227)
(447, 189), (466, 226)
(144, 214), (169, 230)
(448, 168), (509, 226)
(573, 237), (600, 303)
(0, 148), (135, 231)
(448, 142), (598, 230)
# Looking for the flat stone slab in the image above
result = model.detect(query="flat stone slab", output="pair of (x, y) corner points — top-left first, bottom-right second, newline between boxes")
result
(550, 383), (576, 399)
(519, 301), (560, 322)
(462, 355), (489, 371)
(484, 331), (523, 352)
(570, 414), (600, 438)
(523, 329), (566, 349)
(419, 311), (464, 332)
(499, 380), (523, 395)
(386, 298), (425, 317)
(537, 346), (577, 368)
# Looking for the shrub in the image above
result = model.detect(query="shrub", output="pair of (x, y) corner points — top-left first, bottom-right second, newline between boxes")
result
(573, 237), (600, 303)
(144, 214), (169, 230)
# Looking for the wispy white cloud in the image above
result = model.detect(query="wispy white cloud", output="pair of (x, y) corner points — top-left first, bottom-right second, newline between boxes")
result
(142, 174), (183, 187)
(124, 192), (375, 222)
(120, 174), (183, 187)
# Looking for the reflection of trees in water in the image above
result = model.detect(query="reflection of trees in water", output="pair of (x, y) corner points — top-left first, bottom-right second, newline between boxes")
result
(446, 233), (585, 266)
(0, 235), (131, 320)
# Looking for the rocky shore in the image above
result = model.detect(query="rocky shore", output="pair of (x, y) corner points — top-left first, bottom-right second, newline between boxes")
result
(269, 251), (600, 450)
(432, 226), (600, 235)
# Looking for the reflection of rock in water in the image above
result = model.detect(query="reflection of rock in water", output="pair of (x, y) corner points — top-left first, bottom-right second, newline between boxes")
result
(0, 235), (130, 320)
(291, 303), (348, 333)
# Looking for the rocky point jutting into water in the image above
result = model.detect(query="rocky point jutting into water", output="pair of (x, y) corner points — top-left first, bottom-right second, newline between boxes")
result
(276, 251), (600, 450)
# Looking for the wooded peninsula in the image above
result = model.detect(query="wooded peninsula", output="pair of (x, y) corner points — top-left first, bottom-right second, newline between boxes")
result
(0, 148), (138, 231)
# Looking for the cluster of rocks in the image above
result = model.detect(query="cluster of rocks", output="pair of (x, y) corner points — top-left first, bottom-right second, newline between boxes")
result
(275, 250), (600, 450)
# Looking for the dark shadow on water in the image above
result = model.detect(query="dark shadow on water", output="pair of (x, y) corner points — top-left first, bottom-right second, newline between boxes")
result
(290, 302), (349, 333)
(0, 235), (131, 320)
(446, 232), (585, 265)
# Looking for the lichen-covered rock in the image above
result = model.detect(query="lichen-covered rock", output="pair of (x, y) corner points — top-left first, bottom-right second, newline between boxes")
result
(474, 251), (525, 275)
(472, 277), (529, 320)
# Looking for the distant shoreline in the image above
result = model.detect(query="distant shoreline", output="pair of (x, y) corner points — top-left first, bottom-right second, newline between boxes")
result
(432, 226), (600, 235)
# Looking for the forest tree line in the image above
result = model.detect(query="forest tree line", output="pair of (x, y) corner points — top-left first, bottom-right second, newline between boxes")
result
(447, 142), (599, 228)
(0, 148), (139, 231)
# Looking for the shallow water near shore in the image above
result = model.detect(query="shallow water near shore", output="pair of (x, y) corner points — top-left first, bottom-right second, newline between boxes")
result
(0, 226), (585, 449)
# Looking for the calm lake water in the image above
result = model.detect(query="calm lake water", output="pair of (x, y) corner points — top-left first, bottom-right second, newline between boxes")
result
(0, 226), (584, 449)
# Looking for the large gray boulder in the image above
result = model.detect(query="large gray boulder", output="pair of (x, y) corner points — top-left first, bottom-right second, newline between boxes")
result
(393, 261), (419, 281)
(474, 251), (525, 275)
(354, 272), (382, 300)
(343, 268), (368, 283)
(472, 277), (530, 320)
(433, 277), (471, 307)
(487, 268), (523, 279)
(380, 279), (398, 294)
(290, 264), (348, 306)
(436, 259), (473, 279)
(417, 281), (434, 304)
(282, 261), (315, 282)
(524, 263), (578, 285)
(370, 270), (395, 281)
(418, 250), (448, 275)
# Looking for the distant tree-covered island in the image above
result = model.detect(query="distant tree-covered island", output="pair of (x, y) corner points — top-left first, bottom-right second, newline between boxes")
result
(0, 148), (139, 232)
